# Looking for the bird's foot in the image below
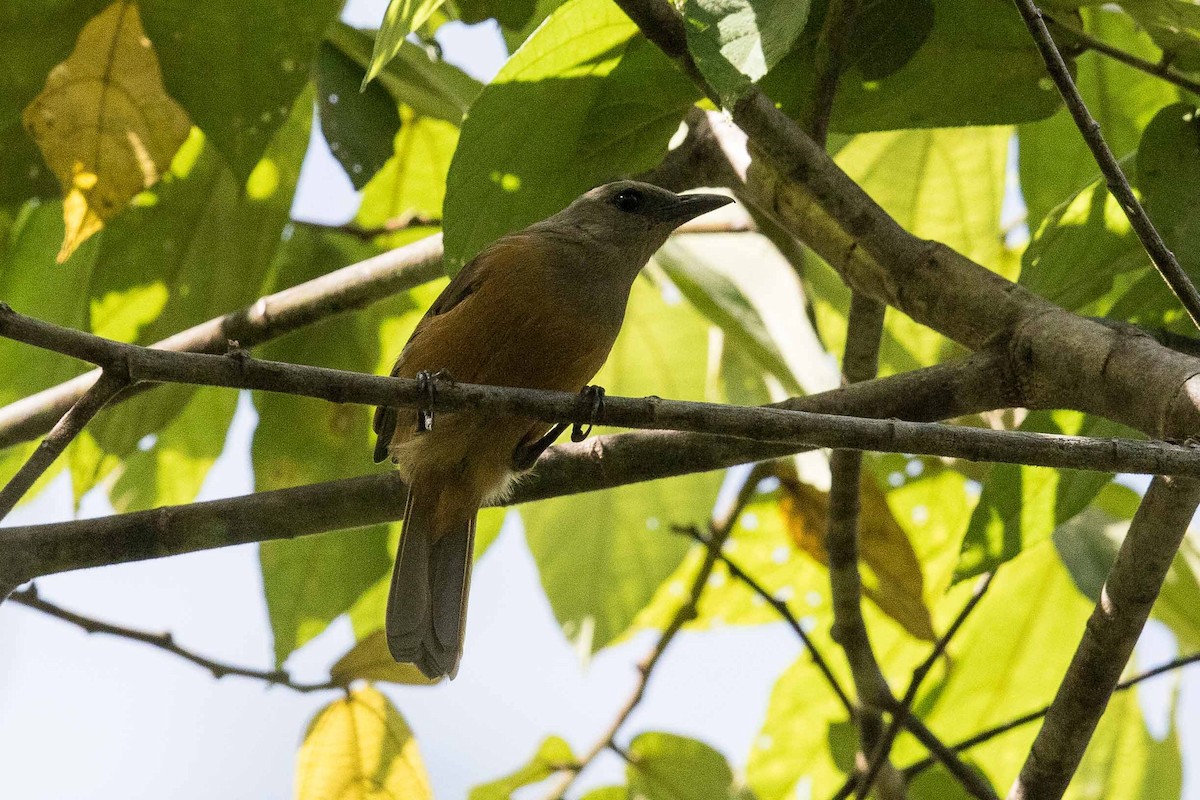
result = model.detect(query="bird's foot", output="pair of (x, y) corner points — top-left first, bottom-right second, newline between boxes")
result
(414, 370), (455, 433)
(571, 384), (606, 443)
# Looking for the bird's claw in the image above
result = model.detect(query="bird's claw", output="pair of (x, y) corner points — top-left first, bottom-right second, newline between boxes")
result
(414, 370), (453, 433)
(571, 385), (606, 443)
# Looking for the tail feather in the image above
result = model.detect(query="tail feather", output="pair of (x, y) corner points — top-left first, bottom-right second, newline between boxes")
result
(386, 482), (477, 680)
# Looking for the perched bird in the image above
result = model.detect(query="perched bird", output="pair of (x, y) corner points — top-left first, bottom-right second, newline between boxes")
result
(373, 180), (732, 679)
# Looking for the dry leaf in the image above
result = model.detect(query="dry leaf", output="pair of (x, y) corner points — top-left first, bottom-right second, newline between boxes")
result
(330, 629), (441, 686)
(778, 471), (936, 641)
(22, 0), (190, 262)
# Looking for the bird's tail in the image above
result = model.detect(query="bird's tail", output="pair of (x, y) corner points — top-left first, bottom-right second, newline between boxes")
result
(386, 482), (477, 680)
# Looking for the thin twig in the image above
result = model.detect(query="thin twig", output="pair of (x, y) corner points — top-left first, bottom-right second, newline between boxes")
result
(1043, 14), (1200, 98)
(844, 573), (995, 800)
(808, 0), (860, 146)
(543, 466), (767, 800)
(1010, 0), (1200, 331)
(0, 308), (1197, 482)
(1008, 475), (1200, 800)
(0, 371), (127, 524)
(7, 585), (341, 693)
(903, 650), (1200, 780)
(673, 523), (855, 716)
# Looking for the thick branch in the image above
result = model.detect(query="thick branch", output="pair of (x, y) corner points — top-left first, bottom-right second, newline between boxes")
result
(8, 585), (340, 693)
(0, 233), (445, 451)
(1011, 0), (1200, 329)
(1008, 476), (1200, 800)
(0, 353), (1013, 582)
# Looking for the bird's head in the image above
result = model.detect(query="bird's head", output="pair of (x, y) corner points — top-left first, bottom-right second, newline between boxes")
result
(530, 180), (733, 275)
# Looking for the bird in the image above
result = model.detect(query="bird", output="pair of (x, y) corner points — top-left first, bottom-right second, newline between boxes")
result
(372, 180), (732, 679)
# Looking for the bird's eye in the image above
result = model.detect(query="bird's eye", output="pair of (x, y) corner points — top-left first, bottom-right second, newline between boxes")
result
(612, 189), (644, 213)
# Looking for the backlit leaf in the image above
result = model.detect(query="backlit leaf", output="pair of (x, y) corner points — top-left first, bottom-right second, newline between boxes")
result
(22, 0), (191, 262)
(626, 732), (738, 800)
(469, 736), (575, 800)
(365, 0), (450, 87)
(296, 685), (433, 800)
(330, 629), (440, 686)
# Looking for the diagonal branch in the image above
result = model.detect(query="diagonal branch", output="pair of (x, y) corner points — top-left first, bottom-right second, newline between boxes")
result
(1010, 0), (1200, 330)
(1043, 13), (1200, 98)
(8, 584), (340, 693)
(0, 371), (127, 523)
(542, 465), (766, 799)
(903, 650), (1200, 780)
(1008, 475), (1200, 800)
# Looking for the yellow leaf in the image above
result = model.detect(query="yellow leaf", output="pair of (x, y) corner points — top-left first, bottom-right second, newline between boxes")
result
(296, 685), (434, 800)
(778, 471), (936, 641)
(330, 630), (441, 687)
(22, 0), (190, 263)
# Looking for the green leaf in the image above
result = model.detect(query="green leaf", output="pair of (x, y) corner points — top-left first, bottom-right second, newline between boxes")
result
(356, 109), (459, 229)
(808, 126), (1011, 375)
(327, 22), (482, 125)
(626, 732), (737, 800)
(1123, 0), (1200, 71)
(140, 0), (341, 180)
(442, 0), (701, 272)
(296, 686), (434, 800)
(457, 0), (540, 29)
(315, 41), (403, 189)
(1018, 7), (1182, 230)
(843, 0), (935, 81)
(956, 411), (1128, 581)
(69, 89), (314, 501)
(469, 736), (575, 800)
(656, 240), (802, 396)
(365, 0), (450, 87)
(522, 273), (719, 654)
(254, 226), (420, 665)
(682, 0), (811, 104)
(913, 543), (1090, 789)
(1064, 684), (1182, 800)
(762, 0), (1061, 132)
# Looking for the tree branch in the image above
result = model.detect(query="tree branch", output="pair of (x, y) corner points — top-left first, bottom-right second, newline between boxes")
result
(1043, 13), (1200, 98)
(7, 584), (340, 693)
(1008, 475), (1200, 800)
(0, 371), (127, 523)
(903, 650), (1200, 781)
(543, 466), (766, 799)
(0, 233), (446, 452)
(807, 0), (860, 145)
(1010, 0), (1200, 331)
(0, 352), (1017, 583)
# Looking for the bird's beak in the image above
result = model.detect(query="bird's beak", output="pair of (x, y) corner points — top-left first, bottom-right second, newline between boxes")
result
(654, 192), (734, 224)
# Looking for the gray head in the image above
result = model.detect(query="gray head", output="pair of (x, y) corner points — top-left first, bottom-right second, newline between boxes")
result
(528, 180), (733, 275)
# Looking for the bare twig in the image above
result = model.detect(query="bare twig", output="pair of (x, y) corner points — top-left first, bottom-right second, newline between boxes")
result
(7, 584), (340, 693)
(1010, 0), (1200, 331)
(845, 573), (995, 800)
(904, 650), (1200, 780)
(1043, 14), (1200, 98)
(1008, 475), (1200, 800)
(0, 308), (1196, 485)
(543, 466), (766, 799)
(674, 523), (855, 716)
(0, 371), (127, 524)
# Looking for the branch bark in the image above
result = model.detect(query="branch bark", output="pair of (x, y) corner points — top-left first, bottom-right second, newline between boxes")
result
(1008, 476), (1200, 800)
(0, 352), (1016, 583)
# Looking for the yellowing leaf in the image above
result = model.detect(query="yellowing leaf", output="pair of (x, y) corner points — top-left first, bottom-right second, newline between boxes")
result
(22, 0), (190, 262)
(296, 685), (433, 800)
(330, 630), (440, 687)
(778, 471), (935, 641)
